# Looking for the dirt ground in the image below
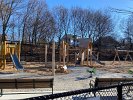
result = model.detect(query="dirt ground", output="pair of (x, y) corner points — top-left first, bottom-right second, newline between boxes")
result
(0, 61), (132, 75)
(0, 61), (132, 99)
(95, 61), (133, 74)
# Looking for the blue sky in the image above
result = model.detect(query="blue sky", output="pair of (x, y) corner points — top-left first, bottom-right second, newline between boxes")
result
(46, 0), (133, 10)
(46, 0), (133, 38)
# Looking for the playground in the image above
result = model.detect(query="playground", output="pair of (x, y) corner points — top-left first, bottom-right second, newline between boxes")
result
(0, 35), (133, 99)
(0, 35), (133, 75)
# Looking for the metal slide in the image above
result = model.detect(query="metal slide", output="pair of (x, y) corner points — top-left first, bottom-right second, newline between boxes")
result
(10, 54), (23, 70)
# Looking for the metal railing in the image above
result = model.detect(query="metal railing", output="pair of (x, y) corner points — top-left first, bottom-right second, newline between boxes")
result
(25, 82), (133, 100)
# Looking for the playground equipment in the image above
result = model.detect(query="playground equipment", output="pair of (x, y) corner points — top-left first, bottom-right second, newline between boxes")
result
(0, 36), (22, 70)
(59, 41), (67, 67)
(44, 41), (55, 76)
(76, 38), (104, 66)
(113, 49), (133, 64)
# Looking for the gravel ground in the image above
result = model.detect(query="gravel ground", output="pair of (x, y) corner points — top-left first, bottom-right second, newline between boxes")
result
(1, 66), (132, 91)
(0, 65), (133, 99)
(53, 66), (133, 91)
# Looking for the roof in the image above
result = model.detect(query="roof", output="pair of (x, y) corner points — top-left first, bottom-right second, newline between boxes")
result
(78, 38), (92, 48)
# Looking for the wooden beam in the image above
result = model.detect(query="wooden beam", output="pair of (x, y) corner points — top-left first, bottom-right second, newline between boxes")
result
(80, 50), (84, 66)
(52, 41), (55, 76)
(3, 41), (6, 69)
(18, 41), (21, 62)
(63, 41), (66, 66)
(45, 44), (47, 66)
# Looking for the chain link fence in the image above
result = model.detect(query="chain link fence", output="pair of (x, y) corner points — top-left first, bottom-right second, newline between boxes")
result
(25, 82), (133, 100)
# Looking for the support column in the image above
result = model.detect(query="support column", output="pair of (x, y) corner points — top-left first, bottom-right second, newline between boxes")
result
(90, 48), (92, 66)
(52, 41), (55, 76)
(63, 41), (66, 66)
(3, 41), (6, 69)
(87, 49), (89, 66)
(80, 50), (84, 66)
(66, 45), (69, 64)
(18, 41), (21, 62)
(45, 44), (47, 67)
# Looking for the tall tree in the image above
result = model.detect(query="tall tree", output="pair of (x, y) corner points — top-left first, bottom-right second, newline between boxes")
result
(21, 0), (54, 44)
(52, 6), (69, 47)
(0, 0), (22, 41)
(70, 7), (80, 47)
(93, 10), (114, 50)
(120, 15), (133, 49)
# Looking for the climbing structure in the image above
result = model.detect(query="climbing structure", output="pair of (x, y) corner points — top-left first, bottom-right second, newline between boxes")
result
(0, 36), (21, 70)
(77, 38), (105, 66)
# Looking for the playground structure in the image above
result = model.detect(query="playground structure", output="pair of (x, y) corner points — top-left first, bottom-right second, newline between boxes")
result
(77, 38), (105, 66)
(59, 39), (105, 67)
(1, 33), (132, 72)
(112, 49), (133, 64)
(58, 38), (133, 67)
(0, 38), (21, 70)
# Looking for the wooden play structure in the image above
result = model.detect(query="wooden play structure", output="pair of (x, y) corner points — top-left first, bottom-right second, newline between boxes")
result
(76, 38), (104, 66)
(0, 36), (21, 70)
(44, 41), (55, 75)
(113, 49), (133, 64)
(81, 38), (93, 66)
(58, 38), (105, 67)
(59, 41), (68, 66)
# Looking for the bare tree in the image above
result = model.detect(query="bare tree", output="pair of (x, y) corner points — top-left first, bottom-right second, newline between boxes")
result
(75, 8), (88, 38)
(70, 7), (80, 46)
(21, 0), (53, 44)
(120, 15), (133, 49)
(93, 10), (114, 50)
(38, 10), (56, 43)
(52, 6), (69, 48)
(0, 0), (22, 41)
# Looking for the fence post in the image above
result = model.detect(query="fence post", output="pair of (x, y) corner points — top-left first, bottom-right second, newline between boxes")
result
(117, 84), (122, 100)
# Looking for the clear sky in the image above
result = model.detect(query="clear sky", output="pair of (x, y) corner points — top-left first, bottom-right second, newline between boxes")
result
(45, 0), (133, 38)
(45, 0), (133, 10)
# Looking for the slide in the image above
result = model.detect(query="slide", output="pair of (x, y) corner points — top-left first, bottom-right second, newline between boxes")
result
(10, 54), (24, 70)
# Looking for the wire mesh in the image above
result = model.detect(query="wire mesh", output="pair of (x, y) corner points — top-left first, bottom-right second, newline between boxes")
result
(26, 82), (133, 100)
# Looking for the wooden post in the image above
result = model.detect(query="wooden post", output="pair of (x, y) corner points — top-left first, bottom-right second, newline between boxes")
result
(63, 41), (66, 66)
(66, 45), (69, 64)
(52, 41), (55, 76)
(75, 52), (79, 66)
(59, 44), (62, 64)
(18, 41), (21, 62)
(88, 40), (92, 66)
(45, 44), (47, 66)
(87, 49), (89, 66)
(112, 50), (121, 64)
(11, 48), (15, 55)
(125, 51), (133, 62)
(80, 50), (84, 66)
(3, 41), (6, 69)
(97, 52), (99, 60)
(90, 48), (92, 66)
